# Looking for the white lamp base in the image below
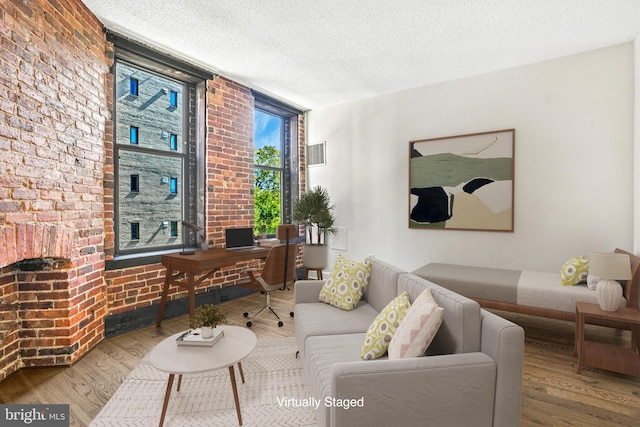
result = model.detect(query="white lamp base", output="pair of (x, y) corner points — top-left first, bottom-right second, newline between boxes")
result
(596, 279), (622, 312)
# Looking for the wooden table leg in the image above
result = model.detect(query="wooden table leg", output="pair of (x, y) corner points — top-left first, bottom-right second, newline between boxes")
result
(228, 365), (243, 426)
(237, 362), (245, 384)
(576, 312), (585, 374)
(156, 267), (172, 327)
(159, 374), (174, 427)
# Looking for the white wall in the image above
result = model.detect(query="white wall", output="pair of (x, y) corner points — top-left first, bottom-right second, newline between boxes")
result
(306, 42), (635, 273)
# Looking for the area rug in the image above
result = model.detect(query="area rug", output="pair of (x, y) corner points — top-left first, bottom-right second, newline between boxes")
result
(90, 336), (316, 427)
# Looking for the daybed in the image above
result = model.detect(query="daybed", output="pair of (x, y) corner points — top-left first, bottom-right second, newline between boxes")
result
(294, 257), (524, 427)
(412, 248), (640, 322)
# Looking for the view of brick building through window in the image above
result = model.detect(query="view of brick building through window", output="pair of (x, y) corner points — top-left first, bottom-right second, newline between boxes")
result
(115, 62), (185, 252)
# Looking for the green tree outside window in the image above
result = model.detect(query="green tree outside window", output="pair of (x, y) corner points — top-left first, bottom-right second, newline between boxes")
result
(254, 145), (281, 234)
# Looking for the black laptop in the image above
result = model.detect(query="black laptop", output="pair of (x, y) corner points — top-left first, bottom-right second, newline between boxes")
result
(225, 228), (259, 251)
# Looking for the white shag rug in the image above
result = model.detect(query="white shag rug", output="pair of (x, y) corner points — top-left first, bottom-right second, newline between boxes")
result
(90, 336), (315, 427)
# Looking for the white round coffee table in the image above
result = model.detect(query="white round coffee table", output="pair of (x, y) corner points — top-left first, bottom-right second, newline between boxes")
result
(149, 325), (257, 426)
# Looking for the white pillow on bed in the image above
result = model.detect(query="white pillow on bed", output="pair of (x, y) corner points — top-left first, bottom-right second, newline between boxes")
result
(586, 274), (601, 290)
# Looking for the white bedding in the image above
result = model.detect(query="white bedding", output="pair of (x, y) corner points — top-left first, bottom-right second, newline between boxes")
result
(517, 270), (626, 312)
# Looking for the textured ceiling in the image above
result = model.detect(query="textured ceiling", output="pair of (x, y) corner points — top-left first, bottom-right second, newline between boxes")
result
(82, 0), (640, 110)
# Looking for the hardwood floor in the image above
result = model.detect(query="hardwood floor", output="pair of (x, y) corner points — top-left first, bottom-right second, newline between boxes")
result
(1, 284), (639, 426)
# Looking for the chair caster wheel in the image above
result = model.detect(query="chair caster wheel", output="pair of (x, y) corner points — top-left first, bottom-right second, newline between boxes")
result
(246, 321), (252, 327)
(243, 312), (249, 318)
(278, 321), (283, 327)
(290, 312), (294, 317)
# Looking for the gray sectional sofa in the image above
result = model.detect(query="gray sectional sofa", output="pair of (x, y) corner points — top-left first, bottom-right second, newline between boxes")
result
(293, 257), (525, 427)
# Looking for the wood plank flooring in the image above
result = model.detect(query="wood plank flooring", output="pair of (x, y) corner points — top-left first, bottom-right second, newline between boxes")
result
(1, 284), (639, 426)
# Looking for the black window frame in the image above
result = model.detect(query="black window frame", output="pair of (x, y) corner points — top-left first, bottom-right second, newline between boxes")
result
(106, 32), (213, 269)
(252, 92), (303, 231)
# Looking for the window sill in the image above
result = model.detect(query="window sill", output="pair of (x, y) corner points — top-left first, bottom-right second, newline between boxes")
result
(105, 248), (191, 270)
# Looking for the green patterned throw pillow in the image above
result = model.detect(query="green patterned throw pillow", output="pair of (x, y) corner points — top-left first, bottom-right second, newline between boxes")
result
(361, 292), (411, 360)
(318, 255), (371, 310)
(561, 255), (589, 286)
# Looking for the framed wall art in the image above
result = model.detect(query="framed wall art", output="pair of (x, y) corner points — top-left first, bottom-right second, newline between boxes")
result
(409, 129), (515, 232)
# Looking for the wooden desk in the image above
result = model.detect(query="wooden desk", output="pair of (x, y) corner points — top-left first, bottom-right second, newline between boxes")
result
(575, 301), (640, 376)
(156, 247), (269, 327)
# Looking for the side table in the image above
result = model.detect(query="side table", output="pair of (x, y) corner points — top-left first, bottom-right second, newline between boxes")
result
(149, 325), (257, 426)
(575, 301), (640, 376)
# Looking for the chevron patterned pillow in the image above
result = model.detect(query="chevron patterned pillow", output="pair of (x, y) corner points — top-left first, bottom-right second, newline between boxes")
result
(388, 289), (444, 359)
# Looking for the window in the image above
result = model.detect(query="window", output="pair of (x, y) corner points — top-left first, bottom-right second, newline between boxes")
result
(253, 93), (302, 235)
(129, 77), (139, 96)
(170, 90), (178, 108)
(130, 126), (139, 144)
(254, 110), (283, 235)
(111, 36), (212, 257)
(130, 174), (139, 192)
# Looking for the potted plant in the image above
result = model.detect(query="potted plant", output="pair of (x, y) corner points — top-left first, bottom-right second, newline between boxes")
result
(190, 304), (227, 338)
(292, 186), (337, 272)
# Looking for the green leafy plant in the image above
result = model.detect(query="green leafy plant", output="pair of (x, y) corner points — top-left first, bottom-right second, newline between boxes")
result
(189, 304), (227, 329)
(292, 186), (337, 245)
(254, 145), (281, 234)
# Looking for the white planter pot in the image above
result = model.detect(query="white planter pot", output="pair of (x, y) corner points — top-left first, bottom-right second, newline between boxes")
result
(303, 244), (328, 269)
(200, 326), (214, 338)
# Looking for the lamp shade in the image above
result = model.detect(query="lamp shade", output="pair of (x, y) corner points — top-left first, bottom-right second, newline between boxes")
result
(588, 252), (631, 280)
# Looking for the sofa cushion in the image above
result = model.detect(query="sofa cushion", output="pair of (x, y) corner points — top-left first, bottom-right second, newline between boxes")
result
(398, 273), (481, 354)
(319, 255), (371, 310)
(294, 301), (379, 357)
(303, 333), (497, 427)
(303, 333), (371, 426)
(388, 289), (444, 359)
(363, 257), (406, 312)
(361, 292), (411, 360)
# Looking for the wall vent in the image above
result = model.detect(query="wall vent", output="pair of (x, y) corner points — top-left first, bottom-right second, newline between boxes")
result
(307, 141), (326, 166)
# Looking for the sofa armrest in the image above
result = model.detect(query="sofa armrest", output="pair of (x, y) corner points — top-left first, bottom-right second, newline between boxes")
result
(329, 353), (496, 427)
(480, 309), (524, 427)
(294, 280), (326, 304)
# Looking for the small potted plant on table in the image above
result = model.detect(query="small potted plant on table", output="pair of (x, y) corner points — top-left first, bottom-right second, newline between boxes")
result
(190, 304), (227, 338)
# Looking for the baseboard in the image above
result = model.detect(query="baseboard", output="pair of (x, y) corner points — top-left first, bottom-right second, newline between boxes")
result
(104, 267), (306, 338)
(104, 286), (255, 338)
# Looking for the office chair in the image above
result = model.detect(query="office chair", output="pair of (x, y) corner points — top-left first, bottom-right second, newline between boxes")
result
(277, 224), (297, 290)
(236, 243), (297, 327)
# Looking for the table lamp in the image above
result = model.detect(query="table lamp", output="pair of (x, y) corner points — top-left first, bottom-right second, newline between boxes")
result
(589, 252), (631, 311)
(181, 220), (203, 255)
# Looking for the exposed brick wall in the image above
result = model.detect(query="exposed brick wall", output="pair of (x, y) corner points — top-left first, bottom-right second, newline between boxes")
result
(0, 0), (108, 378)
(0, 0), (306, 381)
(0, 264), (19, 382)
(205, 77), (255, 243)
